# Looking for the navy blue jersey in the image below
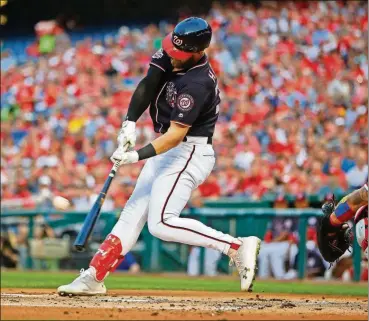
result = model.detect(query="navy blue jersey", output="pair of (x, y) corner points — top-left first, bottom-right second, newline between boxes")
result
(149, 48), (221, 137)
(266, 218), (298, 239)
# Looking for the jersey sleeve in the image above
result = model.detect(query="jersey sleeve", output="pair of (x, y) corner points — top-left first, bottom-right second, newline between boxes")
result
(149, 48), (173, 73)
(171, 83), (209, 126)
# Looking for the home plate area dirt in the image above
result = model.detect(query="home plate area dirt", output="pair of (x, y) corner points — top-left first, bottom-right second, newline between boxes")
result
(1, 289), (367, 320)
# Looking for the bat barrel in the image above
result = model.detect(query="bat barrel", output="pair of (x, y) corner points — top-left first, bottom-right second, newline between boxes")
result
(73, 162), (120, 252)
(73, 199), (104, 251)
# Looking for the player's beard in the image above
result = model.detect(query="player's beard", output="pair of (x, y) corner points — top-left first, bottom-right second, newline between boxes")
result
(171, 56), (197, 70)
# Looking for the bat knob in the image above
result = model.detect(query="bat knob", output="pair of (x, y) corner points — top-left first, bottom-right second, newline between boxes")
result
(74, 245), (86, 252)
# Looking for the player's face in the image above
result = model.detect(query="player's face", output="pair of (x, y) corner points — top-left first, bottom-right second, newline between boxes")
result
(170, 56), (196, 69)
(170, 52), (204, 70)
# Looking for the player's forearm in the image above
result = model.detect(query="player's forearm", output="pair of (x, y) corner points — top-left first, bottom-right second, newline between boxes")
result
(126, 67), (162, 122)
(136, 121), (188, 160)
(346, 186), (368, 209)
(113, 129), (185, 163)
(330, 186), (368, 225)
(151, 131), (184, 155)
(136, 131), (181, 161)
(125, 79), (152, 122)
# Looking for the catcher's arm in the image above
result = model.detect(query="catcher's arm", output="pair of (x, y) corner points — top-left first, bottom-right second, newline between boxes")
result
(317, 186), (368, 263)
(317, 197), (351, 263)
(330, 185), (368, 225)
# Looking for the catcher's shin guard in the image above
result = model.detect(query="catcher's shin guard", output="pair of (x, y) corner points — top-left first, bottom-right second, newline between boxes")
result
(90, 234), (125, 281)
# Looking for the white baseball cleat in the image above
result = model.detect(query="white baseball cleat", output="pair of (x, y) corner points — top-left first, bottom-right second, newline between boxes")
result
(230, 236), (261, 292)
(57, 268), (106, 296)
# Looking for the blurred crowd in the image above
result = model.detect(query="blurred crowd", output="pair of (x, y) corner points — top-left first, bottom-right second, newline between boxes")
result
(1, 1), (368, 210)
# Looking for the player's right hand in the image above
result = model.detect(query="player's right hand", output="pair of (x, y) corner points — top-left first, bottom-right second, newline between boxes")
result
(110, 147), (139, 165)
(117, 120), (136, 151)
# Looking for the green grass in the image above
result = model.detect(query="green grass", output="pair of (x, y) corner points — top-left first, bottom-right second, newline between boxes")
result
(1, 271), (367, 296)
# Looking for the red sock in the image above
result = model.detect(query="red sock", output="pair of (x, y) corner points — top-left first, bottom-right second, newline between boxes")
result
(90, 234), (125, 282)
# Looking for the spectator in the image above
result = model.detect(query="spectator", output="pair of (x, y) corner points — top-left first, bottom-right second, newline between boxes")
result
(284, 218), (329, 280)
(15, 223), (29, 270)
(273, 193), (289, 209)
(36, 175), (54, 209)
(319, 175), (346, 197)
(345, 150), (368, 190)
(294, 193), (309, 209)
(0, 230), (19, 269)
(198, 172), (221, 199)
(32, 220), (57, 270)
(258, 217), (298, 280)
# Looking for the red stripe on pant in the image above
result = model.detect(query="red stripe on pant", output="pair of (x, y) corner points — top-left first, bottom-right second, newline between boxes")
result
(160, 145), (240, 251)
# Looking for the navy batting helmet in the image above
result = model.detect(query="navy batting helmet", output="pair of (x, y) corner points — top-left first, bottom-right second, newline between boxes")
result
(163, 17), (212, 60)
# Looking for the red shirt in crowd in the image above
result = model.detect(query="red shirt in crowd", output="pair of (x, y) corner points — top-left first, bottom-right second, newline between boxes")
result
(198, 178), (221, 198)
(16, 85), (34, 111)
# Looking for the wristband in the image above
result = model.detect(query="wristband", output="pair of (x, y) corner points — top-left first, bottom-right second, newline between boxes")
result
(137, 143), (157, 160)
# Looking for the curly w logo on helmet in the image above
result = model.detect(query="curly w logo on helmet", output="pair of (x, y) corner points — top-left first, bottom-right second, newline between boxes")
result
(173, 35), (183, 46)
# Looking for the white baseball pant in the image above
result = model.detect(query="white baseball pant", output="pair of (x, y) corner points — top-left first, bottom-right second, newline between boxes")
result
(111, 137), (241, 256)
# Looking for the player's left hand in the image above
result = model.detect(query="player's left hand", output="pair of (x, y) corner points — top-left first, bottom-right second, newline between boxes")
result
(117, 120), (136, 151)
(110, 147), (139, 165)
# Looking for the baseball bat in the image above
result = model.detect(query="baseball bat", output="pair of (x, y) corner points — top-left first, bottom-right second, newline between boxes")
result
(74, 161), (121, 252)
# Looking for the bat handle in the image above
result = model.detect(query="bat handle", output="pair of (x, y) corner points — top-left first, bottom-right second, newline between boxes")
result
(110, 161), (121, 177)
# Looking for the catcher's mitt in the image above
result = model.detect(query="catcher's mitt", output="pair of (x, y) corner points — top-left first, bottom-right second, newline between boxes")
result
(317, 196), (351, 263)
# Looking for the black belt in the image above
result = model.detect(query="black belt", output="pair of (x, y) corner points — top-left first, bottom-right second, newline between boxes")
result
(183, 136), (212, 144)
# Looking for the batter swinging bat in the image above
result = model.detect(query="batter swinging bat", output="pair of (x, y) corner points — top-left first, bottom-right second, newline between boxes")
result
(74, 161), (121, 252)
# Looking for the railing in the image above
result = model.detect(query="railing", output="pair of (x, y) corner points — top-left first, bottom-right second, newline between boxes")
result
(0, 208), (362, 281)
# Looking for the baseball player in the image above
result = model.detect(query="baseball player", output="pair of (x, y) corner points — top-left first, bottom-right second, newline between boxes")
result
(317, 183), (368, 263)
(58, 17), (261, 295)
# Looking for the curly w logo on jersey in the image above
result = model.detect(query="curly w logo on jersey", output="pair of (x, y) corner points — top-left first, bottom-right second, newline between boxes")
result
(177, 94), (194, 111)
